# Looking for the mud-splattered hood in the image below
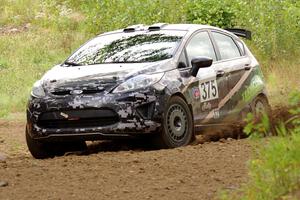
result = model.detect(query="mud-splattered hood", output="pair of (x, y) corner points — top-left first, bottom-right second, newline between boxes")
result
(41, 59), (173, 91)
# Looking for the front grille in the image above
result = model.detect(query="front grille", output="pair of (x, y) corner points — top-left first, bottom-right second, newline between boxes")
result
(37, 109), (119, 129)
(51, 88), (105, 96)
(50, 80), (117, 96)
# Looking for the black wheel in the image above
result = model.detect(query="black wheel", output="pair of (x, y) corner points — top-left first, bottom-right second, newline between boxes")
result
(26, 127), (87, 159)
(249, 95), (272, 136)
(251, 95), (271, 118)
(26, 127), (56, 159)
(156, 96), (194, 148)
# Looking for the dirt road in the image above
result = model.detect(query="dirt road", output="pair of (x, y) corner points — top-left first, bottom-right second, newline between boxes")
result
(0, 120), (252, 200)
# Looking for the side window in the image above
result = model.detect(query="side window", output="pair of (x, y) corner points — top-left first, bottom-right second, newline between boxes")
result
(236, 40), (245, 56)
(212, 32), (241, 60)
(186, 32), (217, 64)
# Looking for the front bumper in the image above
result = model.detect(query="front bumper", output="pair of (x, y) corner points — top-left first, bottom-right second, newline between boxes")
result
(27, 89), (166, 141)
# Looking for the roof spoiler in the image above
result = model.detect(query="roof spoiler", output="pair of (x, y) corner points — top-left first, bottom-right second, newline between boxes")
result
(225, 28), (252, 40)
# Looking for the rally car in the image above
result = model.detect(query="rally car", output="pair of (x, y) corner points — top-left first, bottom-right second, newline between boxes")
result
(26, 23), (269, 158)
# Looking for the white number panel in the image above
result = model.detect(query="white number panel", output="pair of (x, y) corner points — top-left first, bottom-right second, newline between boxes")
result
(199, 78), (219, 102)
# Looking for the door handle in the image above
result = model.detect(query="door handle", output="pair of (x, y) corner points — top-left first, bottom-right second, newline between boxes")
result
(244, 64), (251, 70)
(216, 70), (225, 77)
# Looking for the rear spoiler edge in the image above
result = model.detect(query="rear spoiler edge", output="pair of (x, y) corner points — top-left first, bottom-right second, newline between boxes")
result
(225, 28), (252, 40)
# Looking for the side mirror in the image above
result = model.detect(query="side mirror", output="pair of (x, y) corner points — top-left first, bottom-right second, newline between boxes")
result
(190, 57), (213, 77)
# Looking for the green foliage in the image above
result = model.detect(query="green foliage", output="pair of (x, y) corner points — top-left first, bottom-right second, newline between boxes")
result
(0, 0), (87, 32)
(0, 0), (39, 25)
(0, 30), (88, 117)
(286, 92), (300, 133)
(186, 0), (236, 28)
(222, 133), (300, 200)
(0, 58), (9, 70)
(231, 0), (300, 59)
(243, 132), (300, 200)
(78, 0), (187, 34)
(1, 0), (299, 58)
(224, 91), (300, 200)
(244, 112), (271, 138)
(274, 91), (300, 136)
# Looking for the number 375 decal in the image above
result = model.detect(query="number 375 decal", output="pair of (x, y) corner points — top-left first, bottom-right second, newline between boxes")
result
(199, 79), (219, 102)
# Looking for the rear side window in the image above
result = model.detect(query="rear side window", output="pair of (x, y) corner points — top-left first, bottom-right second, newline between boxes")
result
(236, 40), (245, 56)
(212, 32), (241, 60)
(186, 31), (217, 63)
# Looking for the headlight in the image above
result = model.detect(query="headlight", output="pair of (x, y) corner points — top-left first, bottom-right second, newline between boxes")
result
(31, 80), (45, 98)
(113, 73), (164, 93)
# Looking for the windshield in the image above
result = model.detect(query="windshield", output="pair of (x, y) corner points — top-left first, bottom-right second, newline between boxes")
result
(65, 31), (185, 65)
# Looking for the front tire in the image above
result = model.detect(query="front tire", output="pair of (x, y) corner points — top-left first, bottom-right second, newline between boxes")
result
(26, 127), (56, 159)
(156, 96), (194, 148)
(26, 127), (87, 159)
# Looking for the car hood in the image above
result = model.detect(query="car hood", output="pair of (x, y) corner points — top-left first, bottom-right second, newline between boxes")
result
(41, 59), (173, 87)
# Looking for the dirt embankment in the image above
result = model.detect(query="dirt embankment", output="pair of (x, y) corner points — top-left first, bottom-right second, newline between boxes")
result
(0, 24), (31, 35)
(0, 120), (252, 200)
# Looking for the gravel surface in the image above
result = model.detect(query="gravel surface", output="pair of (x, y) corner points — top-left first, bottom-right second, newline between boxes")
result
(0, 120), (252, 200)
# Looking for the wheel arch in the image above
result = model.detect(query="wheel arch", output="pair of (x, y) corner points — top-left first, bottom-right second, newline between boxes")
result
(256, 92), (269, 103)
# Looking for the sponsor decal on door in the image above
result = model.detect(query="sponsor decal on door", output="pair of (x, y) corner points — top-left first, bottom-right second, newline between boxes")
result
(192, 87), (200, 100)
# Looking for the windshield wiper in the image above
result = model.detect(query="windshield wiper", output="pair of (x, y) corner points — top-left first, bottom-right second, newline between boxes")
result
(63, 61), (82, 66)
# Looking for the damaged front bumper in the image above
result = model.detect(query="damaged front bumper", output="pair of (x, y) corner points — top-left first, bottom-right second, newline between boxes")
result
(26, 89), (167, 141)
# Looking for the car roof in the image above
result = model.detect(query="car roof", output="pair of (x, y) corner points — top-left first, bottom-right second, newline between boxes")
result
(99, 23), (238, 39)
(161, 24), (216, 31)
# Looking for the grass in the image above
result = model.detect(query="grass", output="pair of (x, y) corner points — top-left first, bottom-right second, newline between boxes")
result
(0, 28), (90, 117)
(265, 61), (300, 106)
(220, 132), (300, 200)
(247, 133), (300, 200)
